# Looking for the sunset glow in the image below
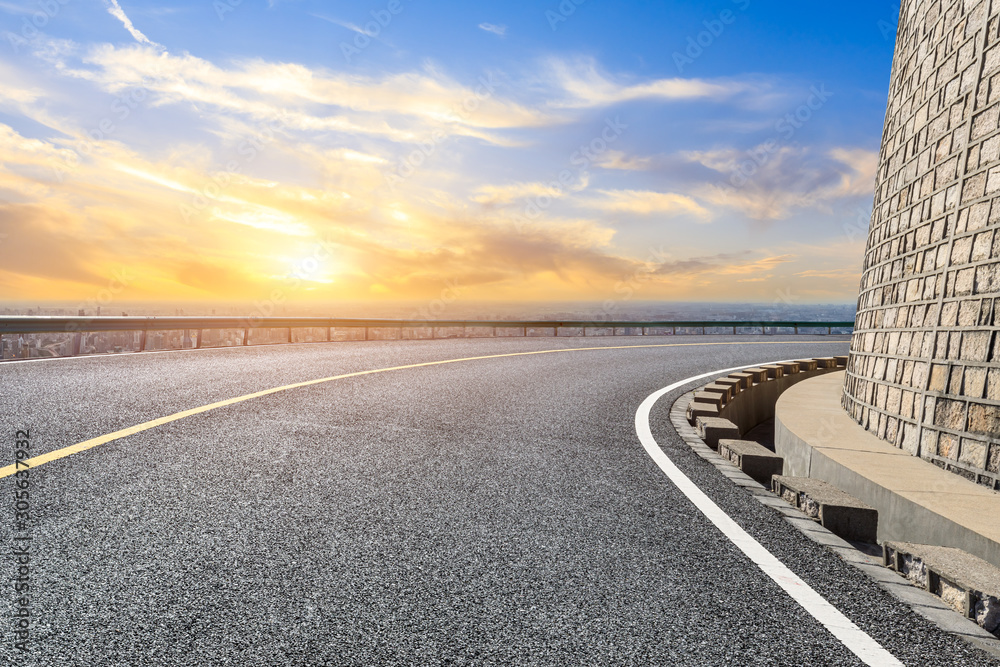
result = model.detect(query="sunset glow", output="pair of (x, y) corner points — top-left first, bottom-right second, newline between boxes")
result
(0, 1), (895, 304)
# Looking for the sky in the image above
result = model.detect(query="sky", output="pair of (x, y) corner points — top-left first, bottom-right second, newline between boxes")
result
(0, 0), (900, 306)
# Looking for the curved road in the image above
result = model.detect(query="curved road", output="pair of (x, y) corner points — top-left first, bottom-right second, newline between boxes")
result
(1, 336), (996, 666)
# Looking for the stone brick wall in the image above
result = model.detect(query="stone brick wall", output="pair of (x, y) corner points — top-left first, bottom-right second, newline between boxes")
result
(843, 0), (1000, 490)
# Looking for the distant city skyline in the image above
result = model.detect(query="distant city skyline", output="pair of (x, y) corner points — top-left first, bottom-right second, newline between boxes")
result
(0, 1), (896, 303)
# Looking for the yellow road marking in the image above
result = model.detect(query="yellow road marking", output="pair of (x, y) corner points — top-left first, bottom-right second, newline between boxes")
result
(0, 340), (847, 479)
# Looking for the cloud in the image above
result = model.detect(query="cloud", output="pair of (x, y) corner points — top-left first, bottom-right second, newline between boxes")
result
(717, 254), (794, 275)
(653, 252), (750, 276)
(0, 204), (108, 286)
(795, 268), (859, 279)
(102, 0), (163, 49)
(330, 149), (388, 165)
(652, 252), (794, 280)
(592, 150), (654, 171)
(544, 57), (758, 109)
(0, 118), (659, 301)
(478, 23), (507, 37)
(589, 189), (711, 220)
(0, 2), (35, 15)
(40, 44), (558, 148)
(472, 176), (589, 206)
(688, 146), (878, 220)
(311, 13), (377, 38)
(209, 205), (314, 237)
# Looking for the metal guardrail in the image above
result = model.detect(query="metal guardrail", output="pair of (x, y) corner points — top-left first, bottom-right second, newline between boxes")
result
(0, 316), (855, 359)
(0, 316), (857, 335)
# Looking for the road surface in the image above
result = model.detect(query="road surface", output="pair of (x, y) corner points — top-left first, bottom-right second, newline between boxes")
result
(0, 336), (995, 665)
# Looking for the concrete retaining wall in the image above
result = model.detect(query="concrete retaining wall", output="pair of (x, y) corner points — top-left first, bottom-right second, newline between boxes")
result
(720, 365), (842, 435)
(779, 372), (1000, 568)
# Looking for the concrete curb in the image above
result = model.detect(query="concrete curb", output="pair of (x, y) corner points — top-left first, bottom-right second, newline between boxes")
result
(668, 385), (1000, 662)
(775, 372), (1000, 570)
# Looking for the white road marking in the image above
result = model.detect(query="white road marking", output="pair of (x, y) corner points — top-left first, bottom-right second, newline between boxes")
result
(635, 365), (903, 667)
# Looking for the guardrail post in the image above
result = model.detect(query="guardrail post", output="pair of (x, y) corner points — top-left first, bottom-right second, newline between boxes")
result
(71, 332), (81, 356)
(553, 327), (558, 337)
(702, 326), (706, 335)
(287, 328), (293, 344)
(522, 326), (527, 337)
(672, 326), (676, 336)
(794, 325), (799, 335)
(196, 330), (203, 349)
(242, 329), (250, 346)
(732, 326), (736, 335)
(399, 326), (404, 341)
(327, 326), (332, 342)
(365, 327), (370, 341)
(828, 326), (832, 335)
(492, 326), (497, 337)
(138, 330), (146, 352)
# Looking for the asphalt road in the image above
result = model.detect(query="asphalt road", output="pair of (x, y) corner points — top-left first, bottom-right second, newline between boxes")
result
(0, 336), (996, 666)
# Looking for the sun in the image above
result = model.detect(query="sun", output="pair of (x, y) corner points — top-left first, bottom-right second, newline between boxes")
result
(282, 253), (336, 285)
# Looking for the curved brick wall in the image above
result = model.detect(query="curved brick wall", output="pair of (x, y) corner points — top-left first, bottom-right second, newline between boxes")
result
(843, 0), (1000, 490)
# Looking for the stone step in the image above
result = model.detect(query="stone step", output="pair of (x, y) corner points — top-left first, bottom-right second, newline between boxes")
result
(728, 372), (755, 389)
(718, 439), (783, 484)
(696, 417), (740, 450)
(795, 359), (819, 371)
(814, 357), (839, 369)
(686, 401), (719, 425)
(759, 364), (785, 379)
(776, 361), (800, 375)
(693, 390), (726, 409)
(883, 542), (1000, 637)
(741, 367), (770, 383)
(715, 377), (744, 394)
(771, 475), (878, 543)
(700, 382), (735, 401)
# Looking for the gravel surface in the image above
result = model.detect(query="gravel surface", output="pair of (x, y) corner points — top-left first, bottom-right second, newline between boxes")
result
(0, 335), (995, 666)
